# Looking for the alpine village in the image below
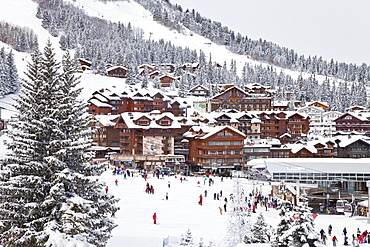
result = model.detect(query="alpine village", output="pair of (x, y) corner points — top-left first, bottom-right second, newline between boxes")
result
(0, 0), (370, 246)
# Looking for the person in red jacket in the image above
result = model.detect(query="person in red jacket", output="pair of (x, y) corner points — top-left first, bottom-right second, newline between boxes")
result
(153, 212), (157, 224)
(332, 235), (338, 246)
(199, 194), (203, 205)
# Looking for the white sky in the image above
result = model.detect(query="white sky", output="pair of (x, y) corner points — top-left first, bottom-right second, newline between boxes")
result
(171, 0), (370, 65)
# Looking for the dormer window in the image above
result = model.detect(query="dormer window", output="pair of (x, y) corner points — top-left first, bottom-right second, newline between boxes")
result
(138, 120), (149, 125)
(160, 120), (169, 126)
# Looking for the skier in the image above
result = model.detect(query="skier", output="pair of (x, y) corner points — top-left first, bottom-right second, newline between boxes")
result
(320, 229), (325, 239)
(105, 186), (108, 193)
(199, 194), (203, 206)
(332, 235), (338, 246)
(218, 207), (222, 215)
(343, 227), (347, 237)
(165, 192), (168, 200)
(168, 181), (171, 188)
(204, 190), (208, 197)
(344, 236), (349, 245)
(115, 179), (118, 185)
(321, 233), (327, 245)
(352, 234), (359, 247)
(153, 212), (157, 224)
(328, 224), (332, 236)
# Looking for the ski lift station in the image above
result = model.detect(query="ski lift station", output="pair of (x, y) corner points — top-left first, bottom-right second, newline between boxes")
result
(248, 158), (370, 199)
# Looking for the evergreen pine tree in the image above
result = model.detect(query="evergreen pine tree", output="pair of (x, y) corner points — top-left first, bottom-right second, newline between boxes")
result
(180, 228), (194, 246)
(251, 212), (270, 243)
(5, 50), (19, 93)
(0, 41), (118, 246)
(271, 201), (292, 247)
(141, 65), (149, 89)
(288, 197), (319, 247)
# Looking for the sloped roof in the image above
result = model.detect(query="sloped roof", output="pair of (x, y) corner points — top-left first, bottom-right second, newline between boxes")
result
(120, 112), (181, 129)
(198, 126), (246, 140)
(89, 99), (112, 108)
(107, 65), (128, 72)
(95, 115), (120, 127)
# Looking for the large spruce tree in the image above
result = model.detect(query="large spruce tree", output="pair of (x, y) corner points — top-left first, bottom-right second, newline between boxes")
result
(0, 41), (119, 247)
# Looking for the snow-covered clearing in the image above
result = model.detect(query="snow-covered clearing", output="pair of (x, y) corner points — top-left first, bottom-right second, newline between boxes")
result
(100, 167), (370, 247)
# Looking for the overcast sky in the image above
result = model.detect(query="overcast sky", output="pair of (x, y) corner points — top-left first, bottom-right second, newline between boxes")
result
(171, 0), (370, 65)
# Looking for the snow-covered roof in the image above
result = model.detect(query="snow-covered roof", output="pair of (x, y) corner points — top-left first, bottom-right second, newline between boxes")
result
(120, 112), (181, 129)
(249, 158), (370, 174)
(88, 99), (112, 108)
(94, 115), (119, 127)
(284, 143), (317, 154)
(273, 101), (290, 107)
(106, 65), (128, 72)
(197, 125), (246, 139)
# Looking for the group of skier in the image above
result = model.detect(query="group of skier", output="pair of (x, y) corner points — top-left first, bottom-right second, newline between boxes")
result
(320, 225), (369, 246)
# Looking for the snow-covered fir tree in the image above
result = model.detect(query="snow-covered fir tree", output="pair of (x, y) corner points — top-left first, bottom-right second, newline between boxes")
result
(5, 50), (19, 93)
(0, 47), (19, 95)
(287, 197), (320, 247)
(224, 178), (252, 246)
(180, 228), (194, 246)
(141, 65), (149, 89)
(251, 212), (270, 243)
(272, 201), (292, 247)
(0, 41), (119, 247)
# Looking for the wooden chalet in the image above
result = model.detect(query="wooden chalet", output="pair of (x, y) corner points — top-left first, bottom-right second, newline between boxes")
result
(184, 126), (246, 172)
(334, 112), (370, 134)
(77, 58), (92, 71)
(160, 75), (177, 87)
(209, 86), (272, 112)
(188, 85), (209, 97)
(107, 66), (128, 78)
(307, 101), (329, 111)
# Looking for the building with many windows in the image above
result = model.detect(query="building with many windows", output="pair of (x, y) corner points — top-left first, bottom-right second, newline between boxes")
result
(114, 111), (182, 155)
(184, 126), (246, 173)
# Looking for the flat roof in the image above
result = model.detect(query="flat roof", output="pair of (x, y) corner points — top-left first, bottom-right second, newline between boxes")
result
(249, 158), (370, 174)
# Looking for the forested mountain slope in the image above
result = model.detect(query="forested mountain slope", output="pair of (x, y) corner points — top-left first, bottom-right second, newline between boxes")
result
(0, 0), (368, 114)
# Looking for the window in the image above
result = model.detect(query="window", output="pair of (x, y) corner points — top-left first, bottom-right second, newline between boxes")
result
(208, 141), (231, 145)
(138, 120), (149, 125)
(161, 121), (169, 126)
(226, 151), (232, 155)
(218, 151), (223, 155)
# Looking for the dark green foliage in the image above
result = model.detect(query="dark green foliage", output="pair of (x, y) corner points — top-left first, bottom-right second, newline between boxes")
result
(0, 41), (119, 246)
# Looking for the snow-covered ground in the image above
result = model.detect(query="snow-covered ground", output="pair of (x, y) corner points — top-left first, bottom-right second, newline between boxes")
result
(99, 168), (370, 247)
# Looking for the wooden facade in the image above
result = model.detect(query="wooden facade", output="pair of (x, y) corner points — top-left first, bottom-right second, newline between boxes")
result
(188, 85), (209, 97)
(114, 112), (181, 155)
(210, 87), (272, 112)
(334, 112), (370, 134)
(92, 115), (121, 147)
(160, 75), (177, 87)
(107, 66), (128, 78)
(337, 138), (370, 158)
(87, 90), (170, 115)
(185, 126), (246, 171)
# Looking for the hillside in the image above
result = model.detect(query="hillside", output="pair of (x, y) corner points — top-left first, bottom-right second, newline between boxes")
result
(0, 0), (367, 120)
